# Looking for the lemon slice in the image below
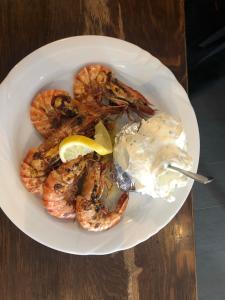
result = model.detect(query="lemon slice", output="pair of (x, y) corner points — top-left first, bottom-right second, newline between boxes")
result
(59, 121), (112, 163)
(94, 120), (112, 152)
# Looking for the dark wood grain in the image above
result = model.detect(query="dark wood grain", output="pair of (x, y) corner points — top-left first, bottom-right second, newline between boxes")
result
(0, 1), (196, 299)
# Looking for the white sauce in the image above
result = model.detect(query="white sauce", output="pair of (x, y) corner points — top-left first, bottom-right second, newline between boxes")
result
(113, 112), (193, 201)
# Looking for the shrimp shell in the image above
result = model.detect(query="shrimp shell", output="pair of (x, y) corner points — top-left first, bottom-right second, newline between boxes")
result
(73, 64), (155, 118)
(73, 64), (111, 99)
(76, 162), (128, 231)
(43, 155), (91, 219)
(30, 89), (76, 138)
(20, 148), (50, 195)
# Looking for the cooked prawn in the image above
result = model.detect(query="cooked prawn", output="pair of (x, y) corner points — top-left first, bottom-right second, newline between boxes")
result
(76, 161), (128, 231)
(105, 78), (155, 117)
(73, 95), (126, 119)
(20, 114), (99, 194)
(74, 64), (111, 99)
(43, 154), (93, 219)
(30, 89), (78, 138)
(73, 64), (155, 118)
(38, 114), (98, 153)
(20, 147), (60, 195)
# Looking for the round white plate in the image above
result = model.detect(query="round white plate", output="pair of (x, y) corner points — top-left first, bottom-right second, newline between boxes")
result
(0, 36), (199, 255)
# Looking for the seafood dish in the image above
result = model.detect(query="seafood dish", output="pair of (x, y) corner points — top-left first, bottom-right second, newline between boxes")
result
(20, 64), (155, 232)
(20, 63), (193, 233)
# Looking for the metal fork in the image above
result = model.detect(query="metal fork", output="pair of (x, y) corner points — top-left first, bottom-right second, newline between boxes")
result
(114, 163), (214, 192)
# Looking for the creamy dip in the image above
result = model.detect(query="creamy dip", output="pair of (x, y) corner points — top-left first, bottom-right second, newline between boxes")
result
(113, 112), (193, 201)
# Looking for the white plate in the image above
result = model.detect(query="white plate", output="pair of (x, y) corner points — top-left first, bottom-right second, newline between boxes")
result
(0, 36), (199, 255)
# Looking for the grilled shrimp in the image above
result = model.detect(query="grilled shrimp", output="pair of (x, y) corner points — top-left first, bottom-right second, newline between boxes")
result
(23, 89), (134, 196)
(73, 64), (155, 117)
(38, 114), (98, 153)
(20, 146), (60, 195)
(43, 155), (93, 219)
(30, 89), (78, 138)
(20, 115), (98, 194)
(76, 161), (128, 232)
(73, 95), (125, 119)
(74, 64), (111, 99)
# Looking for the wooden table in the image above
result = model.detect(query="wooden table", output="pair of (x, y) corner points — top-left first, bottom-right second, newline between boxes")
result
(0, 1), (196, 299)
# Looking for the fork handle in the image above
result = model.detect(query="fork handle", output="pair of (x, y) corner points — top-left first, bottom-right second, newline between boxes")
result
(168, 165), (214, 184)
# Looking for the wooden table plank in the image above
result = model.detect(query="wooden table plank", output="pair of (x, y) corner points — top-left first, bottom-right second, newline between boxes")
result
(0, 1), (196, 299)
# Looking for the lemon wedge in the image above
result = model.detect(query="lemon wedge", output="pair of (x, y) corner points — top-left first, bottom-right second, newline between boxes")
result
(94, 120), (112, 152)
(59, 121), (112, 163)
